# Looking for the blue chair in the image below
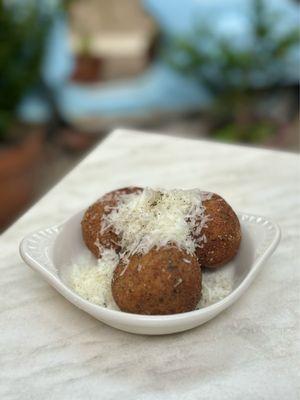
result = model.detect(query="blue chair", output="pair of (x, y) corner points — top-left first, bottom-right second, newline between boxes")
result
(18, 0), (300, 126)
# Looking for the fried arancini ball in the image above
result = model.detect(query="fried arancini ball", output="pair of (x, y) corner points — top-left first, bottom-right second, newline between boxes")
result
(194, 193), (241, 268)
(112, 246), (201, 315)
(81, 186), (142, 258)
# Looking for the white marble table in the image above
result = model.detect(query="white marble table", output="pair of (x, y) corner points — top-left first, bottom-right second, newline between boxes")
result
(1, 129), (299, 400)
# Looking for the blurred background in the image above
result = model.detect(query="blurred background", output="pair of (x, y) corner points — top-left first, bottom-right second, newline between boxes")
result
(0, 0), (299, 232)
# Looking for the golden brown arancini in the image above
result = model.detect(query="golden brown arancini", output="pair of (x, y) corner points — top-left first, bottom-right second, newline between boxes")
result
(194, 193), (241, 268)
(112, 246), (202, 315)
(81, 186), (142, 258)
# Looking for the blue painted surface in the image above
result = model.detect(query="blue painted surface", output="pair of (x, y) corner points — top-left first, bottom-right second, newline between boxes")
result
(56, 63), (211, 119)
(18, 0), (300, 124)
(41, 13), (74, 89)
(143, 0), (299, 36)
(18, 11), (73, 122)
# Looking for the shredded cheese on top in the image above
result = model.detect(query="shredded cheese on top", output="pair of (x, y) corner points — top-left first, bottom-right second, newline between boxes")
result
(101, 188), (212, 257)
(70, 188), (234, 311)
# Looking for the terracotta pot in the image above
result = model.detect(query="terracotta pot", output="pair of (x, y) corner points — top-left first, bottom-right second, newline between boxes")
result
(0, 129), (44, 231)
(71, 55), (102, 83)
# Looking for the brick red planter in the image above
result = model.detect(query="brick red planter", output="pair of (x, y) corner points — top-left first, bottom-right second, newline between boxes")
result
(0, 129), (44, 231)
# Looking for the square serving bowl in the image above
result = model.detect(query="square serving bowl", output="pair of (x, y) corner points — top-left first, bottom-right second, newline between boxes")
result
(20, 210), (280, 335)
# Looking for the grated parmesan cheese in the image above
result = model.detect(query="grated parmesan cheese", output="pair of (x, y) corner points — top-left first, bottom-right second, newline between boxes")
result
(101, 188), (212, 258)
(70, 249), (119, 309)
(198, 271), (233, 308)
(71, 259), (232, 310)
(70, 187), (232, 313)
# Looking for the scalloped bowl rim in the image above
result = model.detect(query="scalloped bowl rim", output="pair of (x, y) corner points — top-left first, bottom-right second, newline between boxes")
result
(19, 211), (281, 333)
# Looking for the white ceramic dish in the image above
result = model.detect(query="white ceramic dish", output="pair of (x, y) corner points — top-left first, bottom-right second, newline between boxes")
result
(20, 211), (280, 335)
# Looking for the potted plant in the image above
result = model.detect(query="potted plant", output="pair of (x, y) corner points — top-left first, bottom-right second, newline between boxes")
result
(0, 1), (53, 230)
(165, 0), (299, 144)
(71, 34), (103, 83)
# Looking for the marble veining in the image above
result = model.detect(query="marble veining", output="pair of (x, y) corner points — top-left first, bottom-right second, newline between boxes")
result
(0, 129), (299, 399)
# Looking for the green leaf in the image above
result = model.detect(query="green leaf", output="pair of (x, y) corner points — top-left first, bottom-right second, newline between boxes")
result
(0, 0), (55, 141)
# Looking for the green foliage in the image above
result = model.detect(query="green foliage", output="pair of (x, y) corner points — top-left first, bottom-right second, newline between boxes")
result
(78, 34), (93, 56)
(0, 1), (54, 142)
(167, 0), (299, 94)
(214, 121), (273, 143)
(165, 0), (299, 142)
